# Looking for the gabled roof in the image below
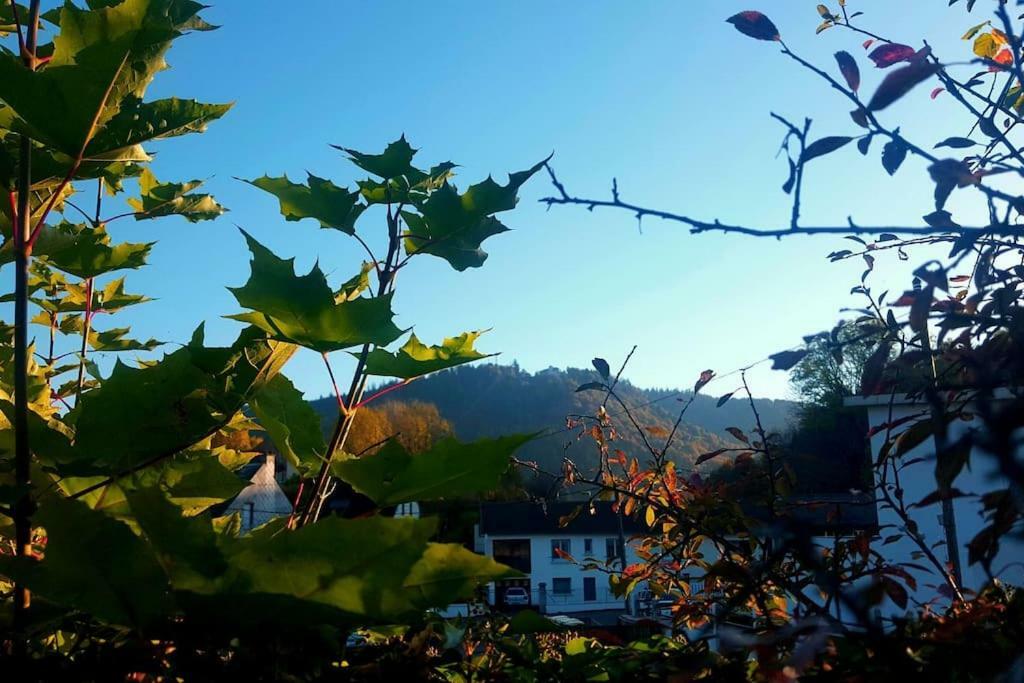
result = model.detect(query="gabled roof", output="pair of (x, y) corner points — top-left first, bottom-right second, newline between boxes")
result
(479, 501), (642, 536)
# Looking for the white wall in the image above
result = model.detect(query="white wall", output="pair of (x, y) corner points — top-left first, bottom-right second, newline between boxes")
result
(857, 399), (1024, 615)
(481, 533), (640, 614)
(224, 458), (294, 533)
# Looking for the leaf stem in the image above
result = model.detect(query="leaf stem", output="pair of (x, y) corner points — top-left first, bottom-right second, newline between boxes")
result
(11, 0), (41, 651)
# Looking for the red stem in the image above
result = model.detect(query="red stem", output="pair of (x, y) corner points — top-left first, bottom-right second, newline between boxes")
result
(7, 191), (17, 247)
(321, 353), (348, 416)
(351, 378), (413, 411)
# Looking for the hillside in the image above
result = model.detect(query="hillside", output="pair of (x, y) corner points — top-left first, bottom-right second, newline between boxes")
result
(309, 363), (797, 477)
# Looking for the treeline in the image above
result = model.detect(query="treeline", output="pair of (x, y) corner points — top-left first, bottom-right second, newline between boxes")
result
(310, 363), (798, 477)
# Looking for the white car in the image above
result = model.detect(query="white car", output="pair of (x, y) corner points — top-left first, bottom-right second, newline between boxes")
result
(503, 587), (530, 606)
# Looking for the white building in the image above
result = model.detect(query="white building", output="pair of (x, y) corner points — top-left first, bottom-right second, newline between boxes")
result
(845, 392), (1024, 614)
(475, 501), (641, 617)
(222, 454), (295, 534)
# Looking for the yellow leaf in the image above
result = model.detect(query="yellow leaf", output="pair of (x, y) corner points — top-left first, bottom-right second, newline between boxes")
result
(962, 21), (989, 41)
(645, 506), (656, 527)
(974, 33), (998, 59)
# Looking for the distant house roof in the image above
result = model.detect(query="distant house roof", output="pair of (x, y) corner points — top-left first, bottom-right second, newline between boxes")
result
(479, 501), (642, 536)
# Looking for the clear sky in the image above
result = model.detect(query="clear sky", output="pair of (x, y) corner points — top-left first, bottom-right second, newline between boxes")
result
(30, 1), (994, 400)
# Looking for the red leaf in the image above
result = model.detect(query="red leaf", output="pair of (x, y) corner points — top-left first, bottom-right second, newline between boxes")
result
(884, 577), (909, 609)
(695, 448), (728, 466)
(834, 51), (861, 92)
(862, 39), (875, 50)
(867, 61), (939, 112)
(930, 87), (945, 99)
(694, 369), (715, 392)
(725, 427), (749, 445)
(726, 11), (781, 42)
(868, 43), (916, 68)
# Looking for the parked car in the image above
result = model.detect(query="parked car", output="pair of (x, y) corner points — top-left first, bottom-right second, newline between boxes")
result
(503, 586), (530, 606)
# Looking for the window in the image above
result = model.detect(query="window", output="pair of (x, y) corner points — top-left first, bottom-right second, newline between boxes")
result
(552, 578), (572, 595)
(584, 538), (593, 555)
(551, 538), (571, 560)
(605, 537), (623, 561)
(492, 539), (531, 574)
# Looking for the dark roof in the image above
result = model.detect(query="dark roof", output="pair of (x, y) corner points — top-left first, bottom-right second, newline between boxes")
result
(479, 496), (876, 539)
(479, 501), (643, 536)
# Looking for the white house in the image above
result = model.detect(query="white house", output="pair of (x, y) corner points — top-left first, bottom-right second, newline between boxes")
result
(222, 454), (295, 534)
(845, 391), (1024, 614)
(475, 501), (642, 618)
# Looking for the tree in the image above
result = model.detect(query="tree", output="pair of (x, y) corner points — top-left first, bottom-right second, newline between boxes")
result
(789, 320), (879, 406)
(0, 2), (541, 672)
(345, 400), (453, 456)
(529, 2), (1024, 680)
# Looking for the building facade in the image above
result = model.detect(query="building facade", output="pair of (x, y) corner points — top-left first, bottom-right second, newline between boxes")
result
(846, 392), (1024, 615)
(475, 501), (641, 616)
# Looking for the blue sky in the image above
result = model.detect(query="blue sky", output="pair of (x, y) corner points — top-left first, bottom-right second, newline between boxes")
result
(29, 1), (993, 400)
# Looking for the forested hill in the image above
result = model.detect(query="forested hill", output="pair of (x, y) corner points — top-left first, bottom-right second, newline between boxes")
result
(309, 363), (797, 473)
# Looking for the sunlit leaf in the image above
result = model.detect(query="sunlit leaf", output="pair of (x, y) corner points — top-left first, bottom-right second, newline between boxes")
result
(72, 325), (296, 472)
(245, 174), (364, 235)
(127, 168), (226, 223)
(360, 331), (495, 379)
(227, 231), (403, 352)
(338, 135), (417, 180)
(248, 373), (326, 477)
(332, 434), (532, 507)
(402, 157), (547, 271)
(32, 223), (152, 279)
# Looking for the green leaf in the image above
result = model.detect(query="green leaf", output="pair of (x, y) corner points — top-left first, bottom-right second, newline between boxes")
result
(227, 231), (403, 352)
(0, 3), (35, 36)
(0, 398), (78, 471)
(336, 261), (373, 303)
(0, 497), (171, 628)
(216, 515), (438, 621)
(339, 135), (417, 180)
(249, 374), (326, 477)
(402, 157), (546, 271)
(89, 327), (163, 352)
(356, 162), (457, 206)
(403, 543), (519, 609)
(54, 276), (151, 315)
(125, 487), (229, 586)
(33, 222), (152, 279)
(72, 325), (296, 472)
(87, 97), (232, 161)
(361, 331), (495, 379)
(332, 434), (532, 507)
(245, 173), (364, 234)
(54, 314), (163, 352)
(0, 0), (220, 158)
(149, 454), (247, 510)
(126, 167), (226, 222)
